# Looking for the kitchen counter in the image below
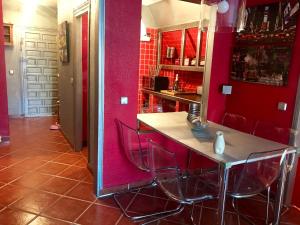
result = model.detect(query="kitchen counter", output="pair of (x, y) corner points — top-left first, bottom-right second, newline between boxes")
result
(142, 89), (201, 104)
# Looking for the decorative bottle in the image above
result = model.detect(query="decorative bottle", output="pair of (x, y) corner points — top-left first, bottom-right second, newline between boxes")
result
(213, 131), (225, 154)
(173, 74), (179, 91)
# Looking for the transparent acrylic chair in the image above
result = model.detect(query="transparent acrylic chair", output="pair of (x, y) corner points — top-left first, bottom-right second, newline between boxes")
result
(253, 120), (292, 144)
(114, 120), (182, 222)
(226, 148), (289, 225)
(142, 140), (217, 225)
(222, 112), (250, 133)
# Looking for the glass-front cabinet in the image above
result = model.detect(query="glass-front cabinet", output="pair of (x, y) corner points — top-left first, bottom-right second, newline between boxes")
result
(157, 22), (207, 72)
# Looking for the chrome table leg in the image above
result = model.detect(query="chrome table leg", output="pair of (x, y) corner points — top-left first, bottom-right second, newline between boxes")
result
(272, 152), (295, 225)
(217, 164), (230, 225)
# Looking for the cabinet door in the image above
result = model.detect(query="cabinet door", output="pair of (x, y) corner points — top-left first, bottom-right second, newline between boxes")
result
(160, 30), (182, 65)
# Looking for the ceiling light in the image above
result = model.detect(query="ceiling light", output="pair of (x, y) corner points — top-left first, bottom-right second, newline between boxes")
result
(217, 0), (229, 14)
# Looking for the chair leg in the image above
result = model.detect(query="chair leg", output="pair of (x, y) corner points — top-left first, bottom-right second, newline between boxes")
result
(140, 204), (185, 225)
(266, 186), (271, 225)
(114, 181), (183, 222)
(189, 203), (197, 225)
(232, 198), (256, 225)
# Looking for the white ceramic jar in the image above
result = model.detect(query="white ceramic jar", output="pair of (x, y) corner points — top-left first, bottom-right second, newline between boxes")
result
(214, 131), (225, 154)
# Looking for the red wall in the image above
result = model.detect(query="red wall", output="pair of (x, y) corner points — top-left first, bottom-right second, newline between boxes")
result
(204, 0), (300, 206)
(0, 0), (9, 139)
(103, 0), (147, 188)
(82, 13), (88, 143)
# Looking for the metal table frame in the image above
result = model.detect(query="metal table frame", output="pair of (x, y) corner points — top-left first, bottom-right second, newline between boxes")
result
(137, 112), (296, 225)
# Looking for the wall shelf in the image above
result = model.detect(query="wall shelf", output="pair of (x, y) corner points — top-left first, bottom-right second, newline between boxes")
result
(160, 65), (204, 72)
(3, 23), (13, 46)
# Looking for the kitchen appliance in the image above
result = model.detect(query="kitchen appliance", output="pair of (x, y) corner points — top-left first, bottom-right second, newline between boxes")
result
(143, 76), (169, 92)
(166, 47), (176, 59)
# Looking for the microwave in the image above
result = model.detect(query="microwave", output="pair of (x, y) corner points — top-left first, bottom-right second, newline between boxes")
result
(143, 76), (169, 92)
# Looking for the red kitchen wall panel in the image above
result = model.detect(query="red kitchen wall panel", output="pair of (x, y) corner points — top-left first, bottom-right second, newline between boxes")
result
(0, 0), (9, 138)
(138, 28), (158, 112)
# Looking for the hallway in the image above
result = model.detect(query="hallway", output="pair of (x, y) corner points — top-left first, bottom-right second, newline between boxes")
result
(0, 117), (121, 225)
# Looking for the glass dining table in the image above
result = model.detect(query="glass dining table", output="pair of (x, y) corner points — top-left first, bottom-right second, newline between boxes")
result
(137, 111), (296, 225)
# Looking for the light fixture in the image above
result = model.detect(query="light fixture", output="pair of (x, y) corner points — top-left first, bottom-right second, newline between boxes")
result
(217, 0), (229, 14)
(200, 0), (247, 33)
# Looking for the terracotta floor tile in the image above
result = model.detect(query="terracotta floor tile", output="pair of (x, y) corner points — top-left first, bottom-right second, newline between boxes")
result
(36, 162), (69, 175)
(10, 158), (47, 172)
(95, 196), (119, 209)
(28, 216), (71, 225)
(76, 204), (122, 225)
(42, 197), (90, 222)
(66, 182), (96, 202)
(39, 177), (79, 195)
(126, 193), (168, 215)
(52, 153), (83, 165)
(58, 165), (91, 181)
(74, 158), (88, 167)
(0, 155), (24, 167)
(0, 185), (32, 206)
(11, 191), (59, 214)
(0, 208), (36, 225)
(12, 172), (53, 189)
(0, 167), (27, 183)
(279, 207), (300, 225)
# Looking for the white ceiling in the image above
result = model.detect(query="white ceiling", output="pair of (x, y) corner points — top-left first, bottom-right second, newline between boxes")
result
(142, 0), (164, 6)
(14, 0), (57, 8)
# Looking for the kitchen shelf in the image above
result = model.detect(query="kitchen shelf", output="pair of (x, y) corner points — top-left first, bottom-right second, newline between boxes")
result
(142, 88), (201, 105)
(160, 65), (204, 72)
(3, 23), (13, 46)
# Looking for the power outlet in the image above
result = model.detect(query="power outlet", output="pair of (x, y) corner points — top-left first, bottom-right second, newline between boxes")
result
(120, 97), (128, 105)
(278, 102), (287, 111)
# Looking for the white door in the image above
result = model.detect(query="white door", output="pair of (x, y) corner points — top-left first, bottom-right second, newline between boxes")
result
(22, 28), (58, 117)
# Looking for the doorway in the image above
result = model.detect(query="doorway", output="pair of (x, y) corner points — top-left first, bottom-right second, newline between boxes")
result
(73, 4), (90, 161)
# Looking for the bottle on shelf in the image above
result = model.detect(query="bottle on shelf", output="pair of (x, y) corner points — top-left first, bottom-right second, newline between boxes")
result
(173, 74), (179, 91)
(261, 6), (270, 32)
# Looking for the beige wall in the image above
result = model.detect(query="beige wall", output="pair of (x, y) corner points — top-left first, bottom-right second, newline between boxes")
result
(3, 0), (57, 116)
(142, 0), (201, 28)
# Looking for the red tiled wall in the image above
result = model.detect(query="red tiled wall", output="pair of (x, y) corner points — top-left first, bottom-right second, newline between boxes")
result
(161, 30), (182, 65)
(0, 0), (9, 138)
(161, 70), (203, 92)
(138, 28), (158, 112)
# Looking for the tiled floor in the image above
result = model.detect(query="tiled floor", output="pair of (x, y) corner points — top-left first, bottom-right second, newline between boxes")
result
(0, 117), (299, 225)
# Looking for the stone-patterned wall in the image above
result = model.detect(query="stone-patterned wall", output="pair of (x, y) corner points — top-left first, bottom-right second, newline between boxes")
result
(23, 29), (58, 116)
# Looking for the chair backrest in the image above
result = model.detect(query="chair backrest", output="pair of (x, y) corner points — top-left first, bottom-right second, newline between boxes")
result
(253, 121), (291, 145)
(229, 148), (288, 197)
(116, 119), (150, 172)
(148, 140), (185, 202)
(222, 112), (249, 133)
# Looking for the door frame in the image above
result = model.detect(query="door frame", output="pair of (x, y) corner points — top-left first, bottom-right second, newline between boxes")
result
(286, 76), (300, 205)
(89, 0), (105, 196)
(73, 1), (90, 152)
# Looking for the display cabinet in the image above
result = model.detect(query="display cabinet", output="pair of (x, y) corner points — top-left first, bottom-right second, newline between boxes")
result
(157, 22), (206, 72)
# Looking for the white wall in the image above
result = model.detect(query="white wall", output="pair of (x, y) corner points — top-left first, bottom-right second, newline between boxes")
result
(142, 0), (201, 28)
(3, 0), (57, 116)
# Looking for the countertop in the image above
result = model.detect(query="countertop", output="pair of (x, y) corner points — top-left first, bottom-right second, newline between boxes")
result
(142, 89), (201, 104)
